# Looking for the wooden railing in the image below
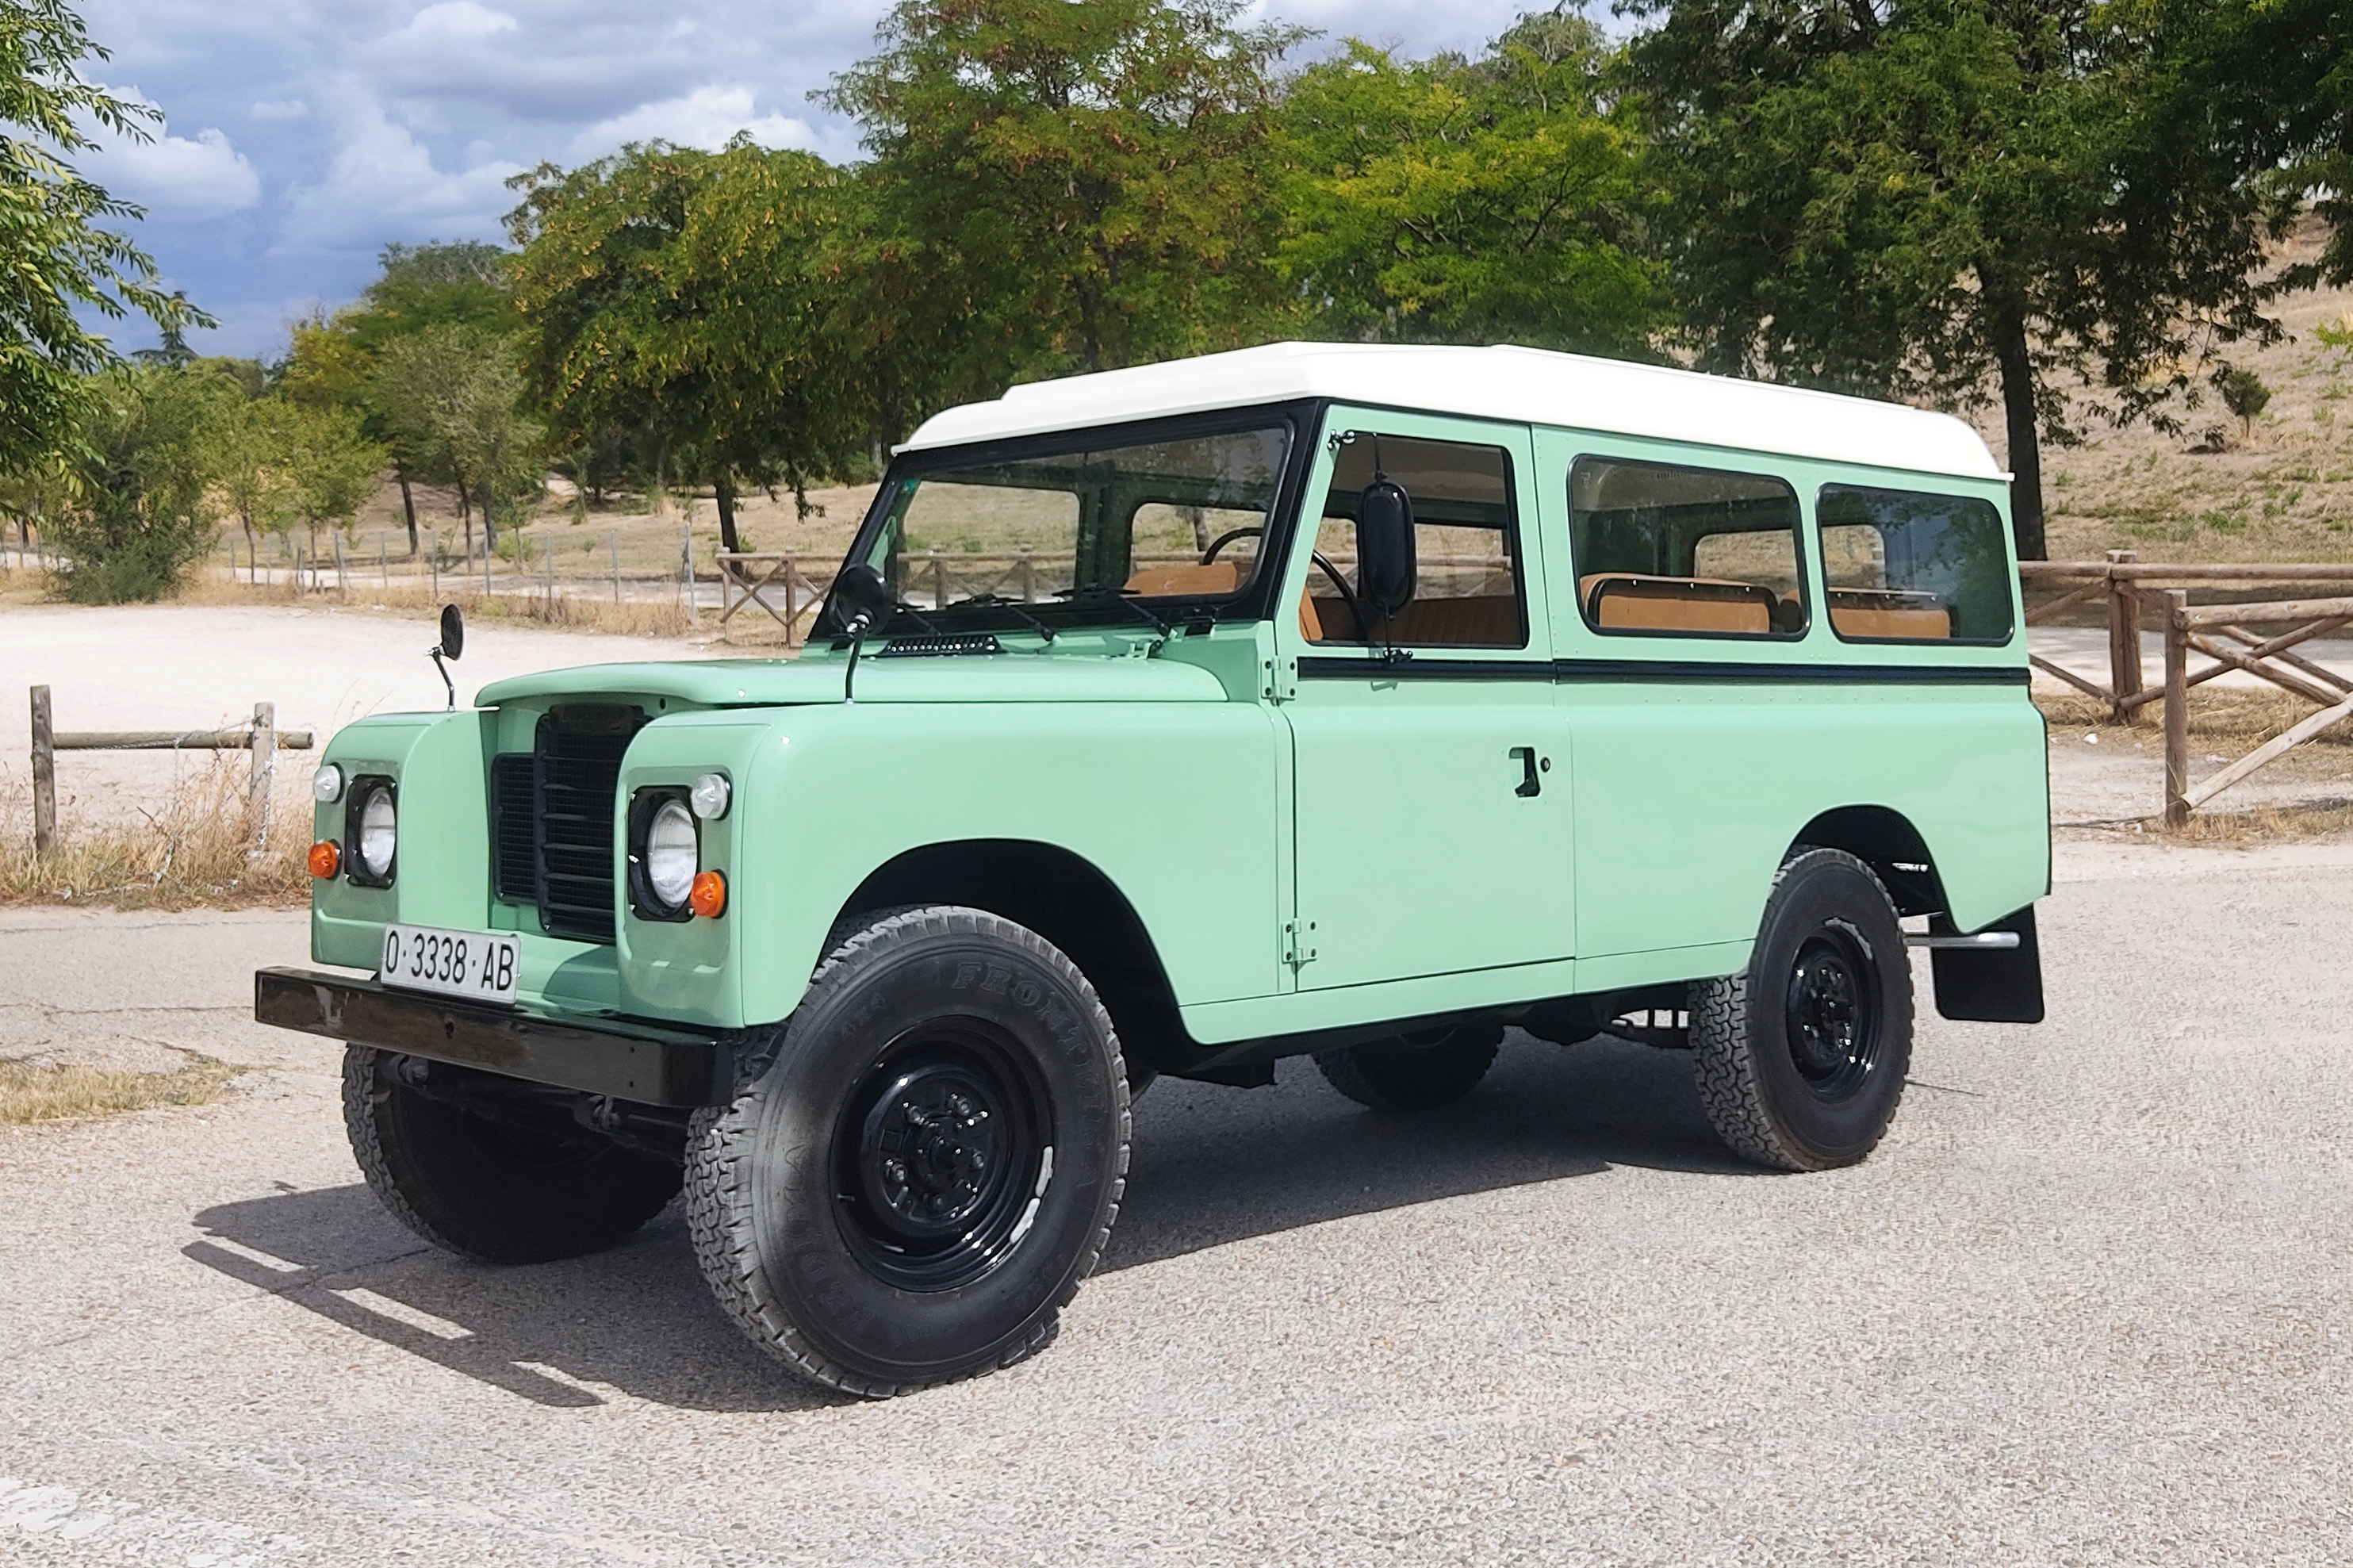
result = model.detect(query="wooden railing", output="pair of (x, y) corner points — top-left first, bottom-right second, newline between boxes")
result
(2022, 552), (2353, 822)
(27, 686), (312, 855)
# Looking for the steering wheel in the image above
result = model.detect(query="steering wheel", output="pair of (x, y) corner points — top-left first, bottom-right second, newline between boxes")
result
(1308, 551), (1363, 642)
(1202, 525), (1362, 638)
(1201, 526), (1262, 563)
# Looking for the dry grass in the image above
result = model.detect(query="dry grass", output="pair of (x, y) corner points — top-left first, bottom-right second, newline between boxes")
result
(0, 1052), (243, 1125)
(2037, 686), (2353, 749)
(2037, 686), (2353, 839)
(0, 754), (311, 910)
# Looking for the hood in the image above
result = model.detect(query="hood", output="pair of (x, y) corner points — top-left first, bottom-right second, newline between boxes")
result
(473, 652), (1229, 710)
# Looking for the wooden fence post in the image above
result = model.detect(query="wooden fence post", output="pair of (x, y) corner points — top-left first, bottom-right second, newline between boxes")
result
(683, 523), (696, 620)
(2106, 549), (2142, 722)
(430, 531), (439, 600)
(334, 533), (347, 599)
(30, 684), (55, 856)
(249, 701), (275, 850)
(610, 531), (620, 604)
(2163, 589), (2190, 826)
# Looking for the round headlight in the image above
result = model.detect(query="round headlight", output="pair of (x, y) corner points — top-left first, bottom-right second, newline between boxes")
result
(355, 788), (397, 879)
(312, 764), (343, 803)
(690, 772), (730, 820)
(645, 798), (698, 909)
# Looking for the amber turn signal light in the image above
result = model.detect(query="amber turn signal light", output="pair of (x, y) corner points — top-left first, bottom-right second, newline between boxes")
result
(308, 840), (341, 879)
(688, 869), (727, 918)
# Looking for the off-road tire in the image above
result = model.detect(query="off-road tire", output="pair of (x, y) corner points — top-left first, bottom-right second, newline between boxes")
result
(342, 1046), (682, 1263)
(1313, 1020), (1504, 1113)
(684, 906), (1131, 1399)
(1692, 848), (1912, 1171)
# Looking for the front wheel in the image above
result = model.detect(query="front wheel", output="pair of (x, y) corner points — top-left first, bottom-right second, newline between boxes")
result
(684, 907), (1130, 1398)
(1692, 849), (1913, 1171)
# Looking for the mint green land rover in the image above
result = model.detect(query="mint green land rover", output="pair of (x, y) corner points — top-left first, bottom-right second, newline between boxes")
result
(255, 343), (2048, 1397)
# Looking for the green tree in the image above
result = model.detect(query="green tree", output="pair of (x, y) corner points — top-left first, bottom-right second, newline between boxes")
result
(0, 0), (212, 479)
(52, 362), (240, 602)
(1623, 0), (2288, 558)
(372, 323), (538, 556)
(279, 242), (520, 554)
(282, 401), (388, 556)
(821, 0), (1302, 426)
(1274, 14), (1668, 355)
(507, 141), (859, 550)
(2219, 366), (2269, 438)
(200, 393), (299, 555)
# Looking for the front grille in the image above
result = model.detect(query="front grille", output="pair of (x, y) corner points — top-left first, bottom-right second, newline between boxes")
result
(491, 704), (643, 945)
(489, 754), (535, 902)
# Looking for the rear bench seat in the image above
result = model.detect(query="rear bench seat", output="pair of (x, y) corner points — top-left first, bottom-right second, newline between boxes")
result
(1581, 573), (1778, 634)
(1826, 588), (1953, 638)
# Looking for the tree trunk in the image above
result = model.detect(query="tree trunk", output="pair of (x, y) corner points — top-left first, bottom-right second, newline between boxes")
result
(1990, 293), (2047, 561)
(397, 469), (419, 557)
(715, 473), (741, 554)
(456, 475), (474, 558)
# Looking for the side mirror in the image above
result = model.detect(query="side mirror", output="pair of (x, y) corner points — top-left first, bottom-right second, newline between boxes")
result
(1356, 477), (1417, 620)
(834, 563), (895, 639)
(437, 603), (464, 661)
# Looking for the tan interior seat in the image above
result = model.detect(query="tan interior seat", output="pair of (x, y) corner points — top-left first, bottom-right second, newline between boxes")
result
(1582, 573), (1776, 635)
(1828, 589), (1953, 639)
(1125, 560), (1240, 596)
(1300, 592), (1519, 647)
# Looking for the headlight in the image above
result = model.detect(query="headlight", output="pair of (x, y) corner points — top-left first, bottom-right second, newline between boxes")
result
(348, 780), (397, 884)
(644, 798), (698, 911)
(312, 765), (343, 803)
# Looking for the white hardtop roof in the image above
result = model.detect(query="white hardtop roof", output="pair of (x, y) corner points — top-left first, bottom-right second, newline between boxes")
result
(902, 341), (2006, 483)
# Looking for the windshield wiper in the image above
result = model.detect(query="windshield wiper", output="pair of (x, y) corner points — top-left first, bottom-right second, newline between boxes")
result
(952, 592), (1056, 642)
(1054, 584), (1172, 638)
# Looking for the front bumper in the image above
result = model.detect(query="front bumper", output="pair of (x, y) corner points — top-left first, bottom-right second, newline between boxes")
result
(253, 967), (737, 1107)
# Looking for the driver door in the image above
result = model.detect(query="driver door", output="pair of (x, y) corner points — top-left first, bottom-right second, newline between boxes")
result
(1274, 409), (1573, 991)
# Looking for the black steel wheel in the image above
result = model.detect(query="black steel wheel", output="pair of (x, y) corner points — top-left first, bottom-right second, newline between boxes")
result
(833, 1027), (1050, 1292)
(1313, 1020), (1503, 1113)
(1692, 848), (1912, 1171)
(685, 906), (1129, 1398)
(341, 1048), (681, 1263)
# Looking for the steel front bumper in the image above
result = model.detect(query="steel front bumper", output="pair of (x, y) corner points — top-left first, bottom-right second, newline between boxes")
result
(253, 967), (736, 1107)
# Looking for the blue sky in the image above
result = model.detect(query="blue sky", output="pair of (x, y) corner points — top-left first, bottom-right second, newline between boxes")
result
(71, 1), (1558, 359)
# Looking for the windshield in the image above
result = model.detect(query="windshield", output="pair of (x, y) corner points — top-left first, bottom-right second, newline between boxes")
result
(848, 424), (1293, 632)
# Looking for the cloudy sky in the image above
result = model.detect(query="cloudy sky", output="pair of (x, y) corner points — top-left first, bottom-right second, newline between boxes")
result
(72, 0), (1556, 358)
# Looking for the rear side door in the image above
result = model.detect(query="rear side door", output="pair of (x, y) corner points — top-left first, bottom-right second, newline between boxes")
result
(1273, 409), (1573, 991)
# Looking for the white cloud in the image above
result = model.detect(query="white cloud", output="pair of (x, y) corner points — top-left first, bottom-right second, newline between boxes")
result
(382, 1), (522, 47)
(251, 99), (309, 121)
(565, 85), (818, 159)
(278, 88), (525, 251)
(79, 87), (260, 220)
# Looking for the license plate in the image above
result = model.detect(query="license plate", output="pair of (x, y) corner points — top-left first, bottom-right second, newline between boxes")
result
(379, 924), (519, 1005)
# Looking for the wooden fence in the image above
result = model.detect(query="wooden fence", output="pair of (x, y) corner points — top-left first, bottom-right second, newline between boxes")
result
(28, 686), (313, 855)
(2021, 552), (2353, 822)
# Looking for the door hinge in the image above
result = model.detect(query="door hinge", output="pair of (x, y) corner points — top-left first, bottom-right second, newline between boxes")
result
(1284, 918), (1318, 969)
(1263, 656), (1299, 703)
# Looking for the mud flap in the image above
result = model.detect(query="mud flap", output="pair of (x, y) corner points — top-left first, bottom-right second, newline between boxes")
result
(1930, 905), (2044, 1024)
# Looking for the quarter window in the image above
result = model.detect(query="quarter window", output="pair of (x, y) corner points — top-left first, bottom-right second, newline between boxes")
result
(1569, 458), (1807, 638)
(1303, 433), (1526, 648)
(1817, 485), (2014, 642)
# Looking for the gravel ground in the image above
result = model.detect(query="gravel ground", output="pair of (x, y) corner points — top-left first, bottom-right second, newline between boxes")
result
(2, 839), (2349, 1566)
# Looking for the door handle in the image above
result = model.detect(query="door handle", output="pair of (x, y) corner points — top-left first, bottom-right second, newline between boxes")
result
(1511, 746), (1545, 797)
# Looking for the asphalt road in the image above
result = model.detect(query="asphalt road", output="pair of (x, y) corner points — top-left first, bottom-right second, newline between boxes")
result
(2, 840), (2350, 1565)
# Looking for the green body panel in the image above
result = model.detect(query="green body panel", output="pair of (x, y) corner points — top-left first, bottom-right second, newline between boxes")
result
(305, 401), (2048, 1058)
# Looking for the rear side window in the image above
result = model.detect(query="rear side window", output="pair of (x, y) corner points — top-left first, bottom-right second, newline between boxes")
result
(1569, 458), (1807, 638)
(1817, 485), (2014, 643)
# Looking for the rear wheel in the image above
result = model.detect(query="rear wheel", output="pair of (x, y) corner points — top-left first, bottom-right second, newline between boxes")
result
(1691, 849), (1912, 1171)
(341, 1047), (682, 1263)
(1313, 1020), (1503, 1113)
(684, 906), (1130, 1398)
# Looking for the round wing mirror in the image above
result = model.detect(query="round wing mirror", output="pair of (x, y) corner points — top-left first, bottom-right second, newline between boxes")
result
(834, 563), (895, 638)
(1355, 477), (1417, 620)
(438, 603), (465, 661)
